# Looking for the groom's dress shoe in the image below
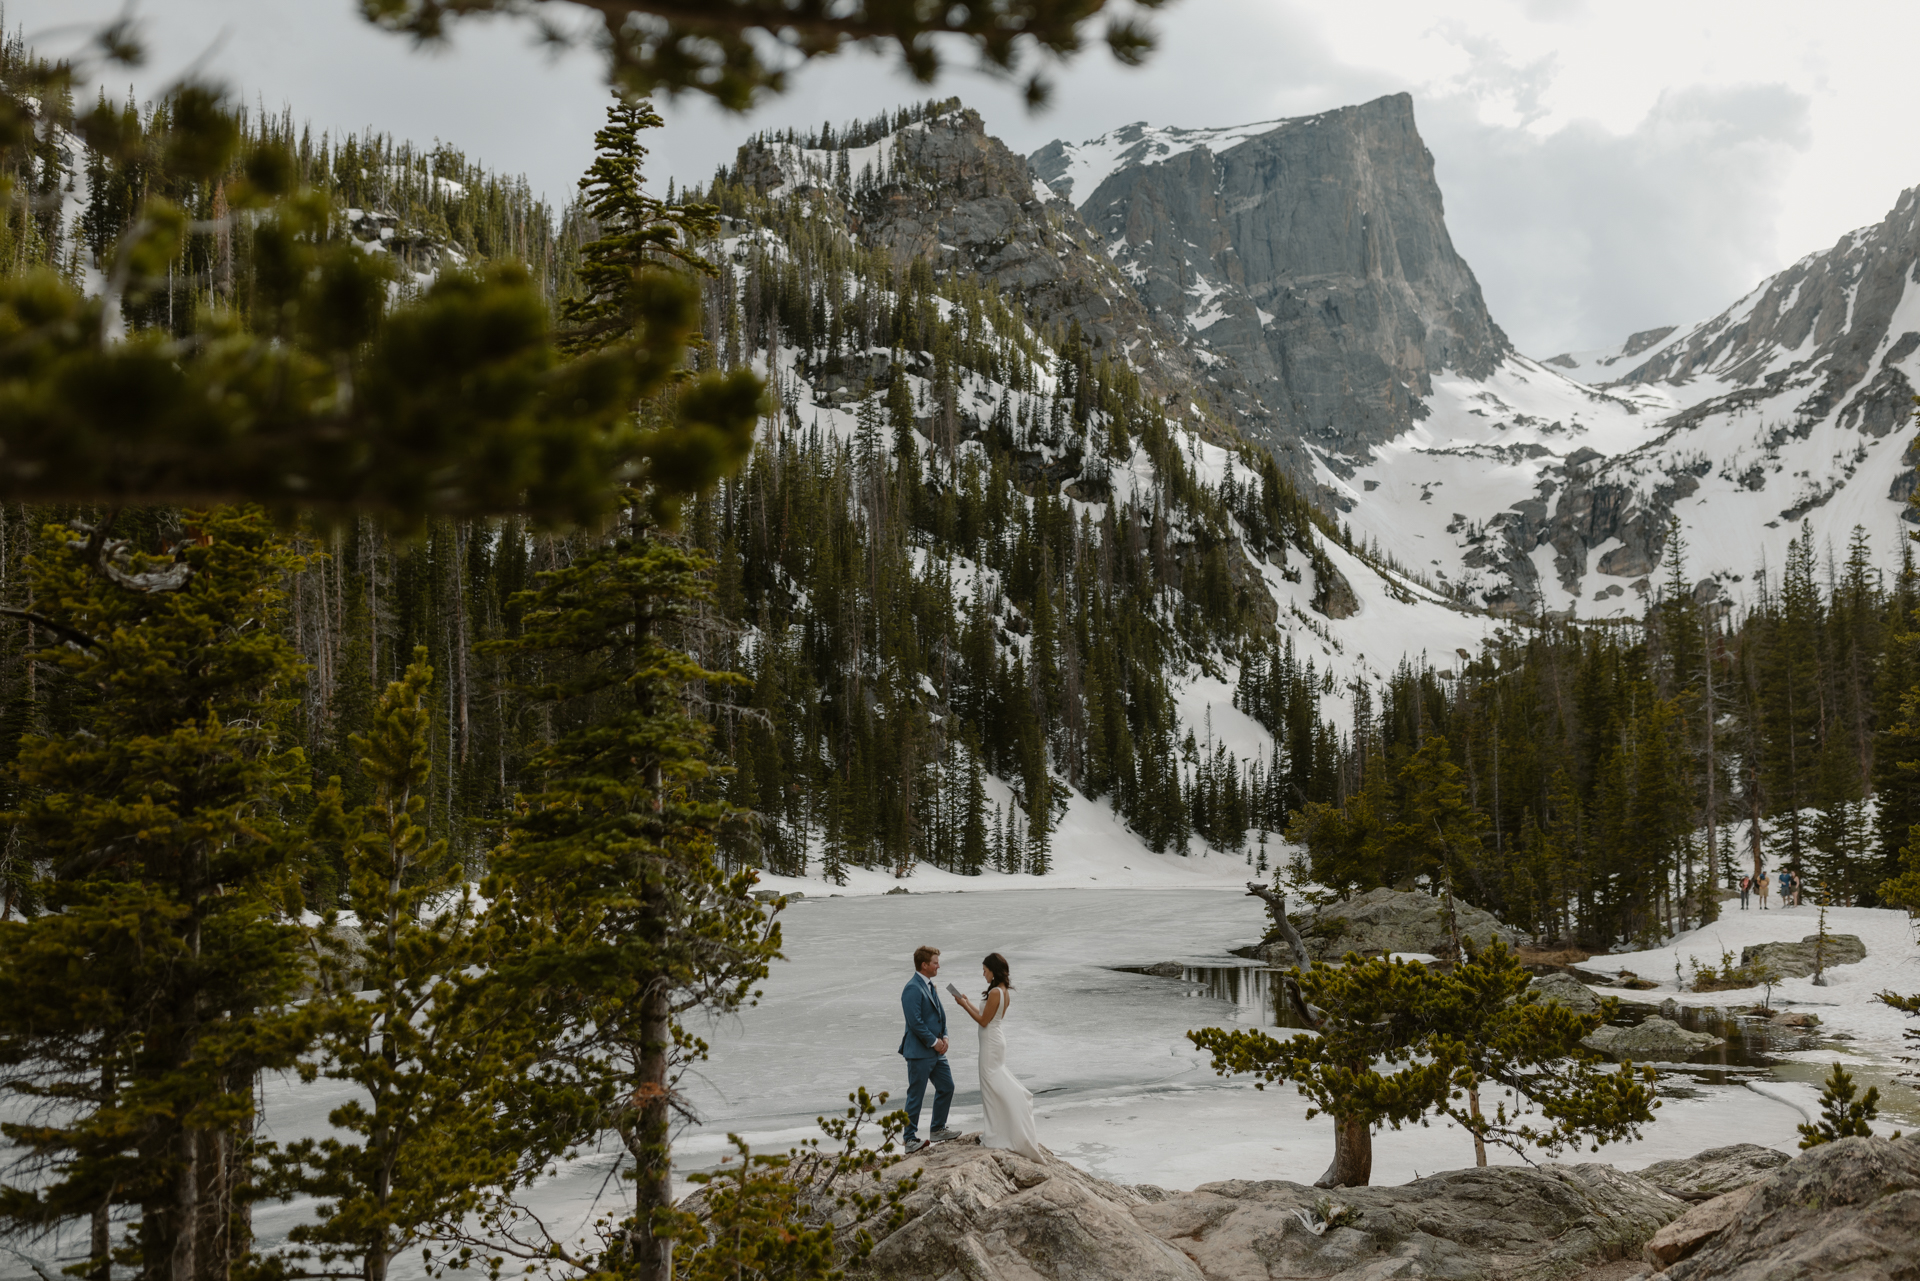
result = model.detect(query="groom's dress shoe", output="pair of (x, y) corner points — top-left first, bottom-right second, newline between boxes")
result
(930, 1128), (961, 1142)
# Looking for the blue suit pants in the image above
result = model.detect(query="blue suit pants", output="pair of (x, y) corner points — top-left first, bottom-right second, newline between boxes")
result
(904, 1055), (953, 1142)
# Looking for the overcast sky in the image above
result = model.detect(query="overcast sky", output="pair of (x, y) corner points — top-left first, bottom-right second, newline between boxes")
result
(10, 0), (1915, 356)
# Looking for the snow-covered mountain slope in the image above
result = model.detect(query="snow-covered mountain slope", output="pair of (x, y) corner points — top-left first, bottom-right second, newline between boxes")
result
(1538, 327), (1680, 385)
(1035, 99), (1920, 616)
(701, 108), (1496, 891)
(1505, 187), (1920, 616)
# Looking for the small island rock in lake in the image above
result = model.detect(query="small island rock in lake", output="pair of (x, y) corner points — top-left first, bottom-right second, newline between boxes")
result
(1282, 887), (1531, 962)
(1581, 1015), (1723, 1061)
(1530, 971), (1604, 1013)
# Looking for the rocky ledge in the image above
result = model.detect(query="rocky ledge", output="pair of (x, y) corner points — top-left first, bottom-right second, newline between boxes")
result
(846, 1138), (1687, 1281)
(1646, 1135), (1920, 1278)
(837, 1136), (1920, 1280)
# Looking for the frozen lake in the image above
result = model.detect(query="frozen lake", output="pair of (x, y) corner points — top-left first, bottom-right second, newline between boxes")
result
(657, 887), (1915, 1194)
(21, 887), (1910, 1281)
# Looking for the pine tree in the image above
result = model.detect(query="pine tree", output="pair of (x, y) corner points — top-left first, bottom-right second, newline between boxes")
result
(270, 651), (526, 1281)
(960, 744), (989, 875)
(1191, 953), (1455, 1188)
(478, 497), (782, 1281)
(1420, 940), (1658, 1166)
(0, 507), (313, 1281)
(1796, 1063), (1880, 1147)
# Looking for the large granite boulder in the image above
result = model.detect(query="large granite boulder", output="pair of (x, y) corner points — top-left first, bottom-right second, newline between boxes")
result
(1643, 1184), (1762, 1270)
(1738, 933), (1866, 979)
(1650, 1135), (1920, 1278)
(849, 1141), (1204, 1281)
(1633, 1144), (1790, 1202)
(1296, 887), (1530, 961)
(844, 1139), (1686, 1281)
(1531, 971), (1604, 1013)
(1581, 1016), (1723, 1062)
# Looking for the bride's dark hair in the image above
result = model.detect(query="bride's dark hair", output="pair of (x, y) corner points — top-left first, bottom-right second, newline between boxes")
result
(982, 952), (1013, 993)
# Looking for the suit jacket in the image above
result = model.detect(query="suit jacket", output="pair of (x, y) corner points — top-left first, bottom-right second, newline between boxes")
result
(899, 973), (948, 1060)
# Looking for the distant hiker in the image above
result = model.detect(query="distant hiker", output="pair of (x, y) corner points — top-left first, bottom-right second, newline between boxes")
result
(1738, 875), (1751, 910)
(1779, 870), (1792, 905)
(1788, 870), (1803, 906)
(1755, 869), (1770, 910)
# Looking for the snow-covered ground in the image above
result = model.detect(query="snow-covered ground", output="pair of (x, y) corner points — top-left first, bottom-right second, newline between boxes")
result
(1593, 902), (1920, 1135)
(749, 780), (1262, 899)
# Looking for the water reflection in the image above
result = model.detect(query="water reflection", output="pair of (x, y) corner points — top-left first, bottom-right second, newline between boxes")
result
(1608, 1000), (1811, 1081)
(1115, 963), (1304, 1028)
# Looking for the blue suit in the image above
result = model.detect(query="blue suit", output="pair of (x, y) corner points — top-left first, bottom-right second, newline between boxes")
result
(899, 973), (953, 1143)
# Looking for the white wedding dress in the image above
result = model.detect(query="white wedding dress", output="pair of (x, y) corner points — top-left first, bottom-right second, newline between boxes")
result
(977, 989), (1044, 1161)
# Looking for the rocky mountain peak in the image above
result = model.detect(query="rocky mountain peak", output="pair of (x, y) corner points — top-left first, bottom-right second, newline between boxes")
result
(1614, 183), (1920, 444)
(1033, 93), (1511, 463)
(732, 105), (1246, 434)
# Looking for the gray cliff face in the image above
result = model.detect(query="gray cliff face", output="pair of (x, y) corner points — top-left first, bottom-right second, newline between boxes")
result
(1036, 95), (1510, 461)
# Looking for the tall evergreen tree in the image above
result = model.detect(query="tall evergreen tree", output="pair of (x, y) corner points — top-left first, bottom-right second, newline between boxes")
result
(0, 507), (312, 1281)
(271, 652), (526, 1281)
(478, 497), (782, 1281)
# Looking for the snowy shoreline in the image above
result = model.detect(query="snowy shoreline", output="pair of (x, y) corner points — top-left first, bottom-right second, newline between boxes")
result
(747, 782), (1268, 899)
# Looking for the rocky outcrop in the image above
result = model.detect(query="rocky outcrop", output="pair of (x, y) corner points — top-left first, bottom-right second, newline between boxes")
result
(1642, 1184), (1761, 1269)
(1738, 933), (1866, 979)
(1650, 1135), (1920, 1279)
(1531, 971), (1604, 1013)
(1296, 887), (1530, 960)
(1036, 97), (1510, 464)
(1139, 1164), (1681, 1281)
(850, 1142), (1204, 1281)
(1581, 1016), (1723, 1062)
(845, 1139), (1686, 1281)
(1634, 1144), (1790, 1202)
(1508, 186), (1920, 615)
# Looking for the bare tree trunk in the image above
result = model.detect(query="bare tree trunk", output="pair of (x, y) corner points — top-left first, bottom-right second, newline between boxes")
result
(90, 1195), (111, 1281)
(628, 983), (675, 1281)
(170, 1128), (197, 1281)
(91, 1066), (113, 1281)
(1316, 1116), (1373, 1188)
(452, 524), (471, 765)
(1467, 1078), (1488, 1167)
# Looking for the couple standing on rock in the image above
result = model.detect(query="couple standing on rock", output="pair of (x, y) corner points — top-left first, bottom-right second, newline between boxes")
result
(898, 944), (1044, 1159)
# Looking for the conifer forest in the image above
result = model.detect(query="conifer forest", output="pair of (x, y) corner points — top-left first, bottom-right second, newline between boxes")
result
(3, 8), (1920, 1281)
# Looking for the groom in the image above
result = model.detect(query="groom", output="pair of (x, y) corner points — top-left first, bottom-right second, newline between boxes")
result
(899, 945), (959, 1151)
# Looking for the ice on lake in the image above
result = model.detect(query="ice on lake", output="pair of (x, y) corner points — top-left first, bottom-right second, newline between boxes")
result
(662, 887), (1903, 1191)
(22, 888), (1912, 1281)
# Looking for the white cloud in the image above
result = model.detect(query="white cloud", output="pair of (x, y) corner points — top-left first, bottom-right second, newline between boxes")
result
(1426, 83), (1813, 355)
(9, 0), (1919, 358)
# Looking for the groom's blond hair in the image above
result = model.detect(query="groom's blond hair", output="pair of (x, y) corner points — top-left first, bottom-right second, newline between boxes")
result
(913, 945), (940, 970)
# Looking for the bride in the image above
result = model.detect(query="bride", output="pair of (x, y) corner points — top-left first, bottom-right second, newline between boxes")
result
(953, 952), (1044, 1161)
